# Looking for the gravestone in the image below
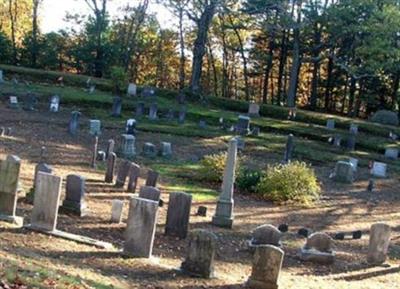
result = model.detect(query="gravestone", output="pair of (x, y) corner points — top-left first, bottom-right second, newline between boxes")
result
(145, 170), (159, 187)
(384, 148), (398, 160)
(91, 136), (98, 168)
(148, 103), (158, 120)
(138, 186), (161, 202)
(111, 200), (124, 223)
(367, 223), (391, 265)
(326, 118), (335, 129)
(178, 109), (186, 124)
(181, 229), (217, 278)
(115, 160), (131, 188)
(246, 245), (284, 289)
(212, 138), (238, 228)
(199, 120), (207, 129)
(123, 197), (159, 258)
(250, 224), (282, 247)
(120, 134), (136, 158)
(30, 172), (62, 232)
(236, 115), (251, 135)
(248, 103), (260, 117)
(49, 95), (60, 112)
(127, 163), (140, 193)
(141, 87), (155, 98)
(105, 152), (116, 183)
(333, 134), (342, 147)
(68, 111), (81, 135)
(127, 83), (137, 96)
(143, 142), (157, 158)
(0, 70), (3, 83)
(111, 96), (122, 117)
(349, 123), (358, 134)
(300, 232), (335, 264)
(9, 96), (19, 109)
(283, 134), (294, 163)
(126, 119), (136, 135)
(106, 139), (115, 158)
(159, 142), (172, 158)
(333, 161), (354, 183)
(346, 134), (356, 151)
(348, 157), (358, 172)
(165, 192), (192, 239)
(89, 120), (101, 136)
(136, 102), (145, 117)
(34, 163), (52, 190)
(89, 85), (96, 94)
(97, 150), (106, 161)
(371, 162), (387, 178)
(61, 175), (88, 217)
(0, 155), (23, 226)
(23, 93), (37, 111)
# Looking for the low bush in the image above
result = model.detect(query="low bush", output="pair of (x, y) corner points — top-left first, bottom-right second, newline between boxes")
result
(256, 161), (320, 204)
(199, 152), (240, 183)
(236, 168), (261, 193)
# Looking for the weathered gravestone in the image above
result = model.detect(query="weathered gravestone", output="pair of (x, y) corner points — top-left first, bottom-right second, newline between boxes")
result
(0, 70), (3, 83)
(120, 134), (136, 158)
(165, 192), (192, 239)
(326, 118), (335, 129)
(199, 120), (207, 129)
(30, 172), (62, 232)
(111, 200), (124, 223)
(123, 197), (159, 258)
(371, 161), (387, 178)
(68, 111), (81, 135)
(236, 115), (251, 135)
(384, 148), (398, 160)
(333, 161), (354, 183)
(105, 152), (116, 183)
(111, 96), (122, 117)
(127, 162), (140, 193)
(143, 142), (157, 158)
(148, 103), (158, 120)
(136, 102), (145, 117)
(181, 229), (217, 278)
(300, 232), (335, 264)
(61, 175), (88, 217)
(367, 223), (391, 265)
(49, 95), (60, 112)
(138, 186), (161, 202)
(106, 139), (115, 159)
(127, 83), (137, 96)
(89, 119), (101, 136)
(249, 224), (282, 248)
(349, 123), (358, 134)
(159, 142), (172, 158)
(246, 245), (284, 289)
(126, 119), (137, 135)
(23, 93), (37, 111)
(34, 163), (52, 190)
(145, 169), (159, 187)
(283, 134), (294, 163)
(9, 96), (19, 109)
(212, 138), (237, 228)
(0, 155), (23, 226)
(115, 160), (131, 188)
(248, 102), (260, 117)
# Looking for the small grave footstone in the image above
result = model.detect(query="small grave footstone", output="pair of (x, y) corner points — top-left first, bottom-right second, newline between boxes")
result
(126, 119), (137, 136)
(165, 192), (192, 239)
(143, 142), (157, 158)
(197, 206), (207, 217)
(120, 134), (136, 158)
(181, 229), (217, 278)
(49, 95), (60, 112)
(115, 160), (131, 188)
(300, 232), (335, 264)
(111, 200), (124, 223)
(105, 152), (116, 183)
(68, 111), (81, 136)
(250, 224), (282, 247)
(159, 142), (172, 158)
(371, 162), (387, 178)
(148, 103), (158, 120)
(89, 120), (101, 136)
(283, 134), (294, 163)
(246, 245), (284, 289)
(123, 197), (159, 258)
(127, 163), (140, 193)
(333, 161), (354, 183)
(111, 97), (122, 117)
(248, 103), (260, 117)
(384, 148), (398, 160)
(61, 175), (88, 217)
(298, 228), (310, 238)
(106, 139), (115, 159)
(30, 172), (62, 232)
(136, 102), (145, 117)
(127, 83), (137, 96)
(326, 118), (335, 129)
(367, 223), (391, 265)
(352, 230), (362, 239)
(349, 123), (358, 134)
(0, 155), (23, 226)
(138, 186), (161, 202)
(334, 232), (345, 240)
(236, 115), (251, 135)
(278, 224), (289, 233)
(23, 93), (37, 111)
(9, 96), (19, 109)
(145, 170), (159, 187)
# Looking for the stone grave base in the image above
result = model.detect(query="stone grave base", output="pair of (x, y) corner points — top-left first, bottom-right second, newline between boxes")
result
(246, 279), (278, 289)
(212, 215), (233, 228)
(25, 225), (113, 249)
(0, 215), (23, 227)
(246, 240), (282, 253)
(299, 247), (335, 265)
(60, 200), (89, 217)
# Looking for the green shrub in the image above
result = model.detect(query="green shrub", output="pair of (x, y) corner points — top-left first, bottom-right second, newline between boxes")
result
(110, 66), (127, 95)
(256, 161), (320, 204)
(236, 168), (261, 193)
(199, 152), (240, 183)
(370, 110), (399, 126)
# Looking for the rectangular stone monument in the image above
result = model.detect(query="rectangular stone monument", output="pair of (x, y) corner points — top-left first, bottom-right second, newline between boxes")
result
(165, 192), (192, 239)
(384, 148), (398, 160)
(371, 162), (387, 178)
(349, 123), (358, 134)
(248, 103), (260, 117)
(212, 138), (237, 228)
(111, 200), (124, 223)
(23, 93), (37, 111)
(123, 197), (159, 258)
(159, 142), (172, 158)
(333, 161), (354, 183)
(148, 103), (158, 120)
(9, 96), (19, 109)
(120, 134), (136, 158)
(115, 160), (131, 188)
(139, 186), (161, 202)
(0, 155), (23, 226)
(68, 111), (81, 135)
(367, 223), (391, 265)
(236, 115), (251, 135)
(49, 95), (60, 112)
(145, 170), (159, 187)
(127, 163), (140, 193)
(141, 87), (155, 98)
(105, 152), (116, 183)
(143, 142), (157, 158)
(60, 175), (88, 217)
(31, 172), (62, 232)
(326, 118), (335, 129)
(127, 83), (137, 96)
(89, 120), (101, 136)
(111, 97), (122, 117)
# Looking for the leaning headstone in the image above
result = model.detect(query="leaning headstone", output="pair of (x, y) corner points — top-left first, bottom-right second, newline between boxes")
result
(349, 123), (358, 134)
(326, 118), (335, 129)
(181, 229), (217, 278)
(148, 103), (158, 120)
(249, 224), (282, 247)
(165, 192), (192, 239)
(49, 95), (60, 112)
(61, 175), (88, 217)
(246, 245), (284, 289)
(138, 186), (161, 202)
(159, 142), (172, 158)
(23, 93), (37, 111)
(333, 161), (354, 183)
(384, 148), (398, 160)
(371, 161), (387, 178)
(126, 119), (137, 135)
(106, 139), (115, 159)
(123, 197), (159, 258)
(248, 103), (260, 117)
(111, 200), (124, 223)
(127, 163), (140, 193)
(135, 102), (145, 117)
(120, 134), (136, 158)
(145, 170), (159, 187)
(236, 115), (251, 135)
(212, 138), (237, 228)
(111, 96), (122, 117)
(115, 160), (131, 188)
(367, 223), (391, 265)
(143, 142), (157, 158)
(105, 152), (116, 183)
(127, 83), (137, 96)
(0, 155), (23, 226)
(9, 96), (19, 109)
(30, 172), (62, 232)
(283, 134), (294, 163)
(300, 232), (335, 264)
(89, 120), (101, 136)
(68, 111), (81, 136)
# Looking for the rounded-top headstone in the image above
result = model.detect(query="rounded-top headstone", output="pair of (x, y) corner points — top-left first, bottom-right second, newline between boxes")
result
(304, 232), (333, 253)
(251, 224), (282, 246)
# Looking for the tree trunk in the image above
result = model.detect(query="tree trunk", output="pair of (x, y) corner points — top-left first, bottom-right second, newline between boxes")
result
(207, 41), (218, 97)
(31, 0), (41, 68)
(178, 8), (185, 90)
(348, 76), (356, 116)
(324, 54), (334, 111)
(276, 31), (288, 105)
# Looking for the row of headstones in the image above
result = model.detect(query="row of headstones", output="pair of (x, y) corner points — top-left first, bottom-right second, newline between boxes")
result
(333, 158), (389, 183)
(7, 94), (60, 112)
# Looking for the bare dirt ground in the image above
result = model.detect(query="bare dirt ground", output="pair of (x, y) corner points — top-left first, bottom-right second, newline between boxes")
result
(0, 106), (399, 289)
